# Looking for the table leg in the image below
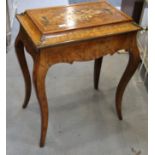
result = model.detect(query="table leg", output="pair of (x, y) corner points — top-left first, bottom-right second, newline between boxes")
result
(94, 57), (103, 90)
(33, 58), (49, 147)
(116, 41), (140, 120)
(15, 33), (31, 109)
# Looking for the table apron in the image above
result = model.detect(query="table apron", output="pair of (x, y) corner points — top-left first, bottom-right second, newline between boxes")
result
(38, 32), (135, 67)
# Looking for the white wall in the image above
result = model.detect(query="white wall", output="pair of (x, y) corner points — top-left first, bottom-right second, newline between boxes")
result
(17, 0), (68, 13)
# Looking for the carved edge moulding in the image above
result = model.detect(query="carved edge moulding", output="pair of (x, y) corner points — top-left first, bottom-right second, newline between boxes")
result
(16, 1), (141, 48)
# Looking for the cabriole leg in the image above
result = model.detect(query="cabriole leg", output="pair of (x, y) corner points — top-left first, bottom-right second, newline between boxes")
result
(116, 36), (140, 120)
(33, 57), (49, 147)
(15, 32), (31, 108)
(94, 57), (103, 90)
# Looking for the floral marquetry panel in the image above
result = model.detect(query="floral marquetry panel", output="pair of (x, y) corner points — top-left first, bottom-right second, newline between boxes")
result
(25, 1), (132, 35)
(16, 1), (141, 48)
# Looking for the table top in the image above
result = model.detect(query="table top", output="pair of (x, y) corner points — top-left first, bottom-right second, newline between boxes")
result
(16, 1), (141, 48)
(25, 1), (132, 35)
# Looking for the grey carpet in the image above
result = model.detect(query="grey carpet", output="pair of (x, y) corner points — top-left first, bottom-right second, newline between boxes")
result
(7, 21), (147, 155)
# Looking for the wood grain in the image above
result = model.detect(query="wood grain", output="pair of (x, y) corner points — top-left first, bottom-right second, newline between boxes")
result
(39, 33), (133, 67)
(33, 55), (49, 147)
(14, 1), (141, 147)
(26, 1), (132, 35)
(15, 29), (32, 108)
(16, 14), (141, 48)
(115, 33), (140, 120)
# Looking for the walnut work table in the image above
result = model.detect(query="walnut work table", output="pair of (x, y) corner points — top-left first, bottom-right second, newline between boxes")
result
(15, 1), (142, 147)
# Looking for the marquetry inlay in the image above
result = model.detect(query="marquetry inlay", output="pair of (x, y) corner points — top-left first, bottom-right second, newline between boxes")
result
(25, 1), (132, 35)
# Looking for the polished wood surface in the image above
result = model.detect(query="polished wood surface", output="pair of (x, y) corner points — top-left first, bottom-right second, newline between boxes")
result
(16, 1), (141, 47)
(17, 13), (141, 48)
(15, 33), (31, 109)
(15, 1), (141, 147)
(94, 57), (103, 90)
(26, 1), (132, 35)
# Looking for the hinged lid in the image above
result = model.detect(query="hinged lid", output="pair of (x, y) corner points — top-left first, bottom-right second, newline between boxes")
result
(16, 1), (141, 48)
(25, 1), (132, 36)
